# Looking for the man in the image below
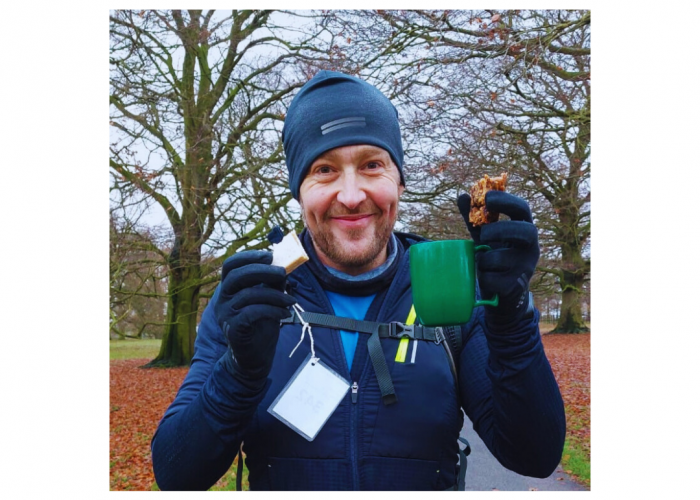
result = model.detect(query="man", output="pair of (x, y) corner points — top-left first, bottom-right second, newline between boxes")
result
(151, 70), (566, 491)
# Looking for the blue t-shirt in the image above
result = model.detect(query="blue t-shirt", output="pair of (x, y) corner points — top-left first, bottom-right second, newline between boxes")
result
(325, 291), (376, 370)
(321, 235), (397, 369)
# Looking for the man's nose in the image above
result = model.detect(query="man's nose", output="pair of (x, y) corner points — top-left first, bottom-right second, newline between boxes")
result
(335, 173), (367, 209)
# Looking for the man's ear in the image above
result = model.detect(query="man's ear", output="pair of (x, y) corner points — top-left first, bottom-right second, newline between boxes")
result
(298, 198), (307, 226)
(390, 160), (404, 197)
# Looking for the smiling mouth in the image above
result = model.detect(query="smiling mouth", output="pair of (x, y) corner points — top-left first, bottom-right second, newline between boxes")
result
(329, 214), (376, 228)
(331, 214), (373, 221)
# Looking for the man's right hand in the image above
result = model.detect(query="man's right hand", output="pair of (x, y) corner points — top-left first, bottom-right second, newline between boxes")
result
(214, 250), (297, 381)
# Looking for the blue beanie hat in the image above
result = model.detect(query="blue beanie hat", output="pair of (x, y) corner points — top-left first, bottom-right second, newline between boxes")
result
(282, 70), (405, 200)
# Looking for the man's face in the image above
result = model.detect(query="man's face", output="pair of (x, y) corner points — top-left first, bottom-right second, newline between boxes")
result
(299, 144), (404, 276)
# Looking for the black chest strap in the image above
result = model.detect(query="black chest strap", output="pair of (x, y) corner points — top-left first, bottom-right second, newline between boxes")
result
(282, 309), (441, 340)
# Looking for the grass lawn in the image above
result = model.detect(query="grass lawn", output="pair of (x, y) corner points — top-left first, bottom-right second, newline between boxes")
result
(110, 338), (162, 360)
(539, 321), (591, 334)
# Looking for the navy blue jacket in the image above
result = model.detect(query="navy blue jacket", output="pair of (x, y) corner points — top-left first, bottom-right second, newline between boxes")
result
(151, 232), (565, 490)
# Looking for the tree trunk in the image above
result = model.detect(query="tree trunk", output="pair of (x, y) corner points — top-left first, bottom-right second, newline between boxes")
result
(551, 234), (589, 334)
(145, 75), (211, 367)
(144, 239), (202, 367)
(552, 275), (588, 333)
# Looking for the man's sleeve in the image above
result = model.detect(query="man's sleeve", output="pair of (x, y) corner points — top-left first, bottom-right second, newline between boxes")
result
(457, 304), (566, 478)
(150, 284), (270, 491)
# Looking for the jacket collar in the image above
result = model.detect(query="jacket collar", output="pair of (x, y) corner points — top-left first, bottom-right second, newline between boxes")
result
(296, 229), (412, 296)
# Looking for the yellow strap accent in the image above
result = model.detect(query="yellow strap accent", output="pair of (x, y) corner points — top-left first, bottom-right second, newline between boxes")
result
(395, 305), (417, 363)
(406, 305), (416, 326)
(395, 337), (409, 362)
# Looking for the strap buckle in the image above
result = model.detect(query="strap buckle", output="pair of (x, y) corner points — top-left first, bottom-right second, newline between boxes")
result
(389, 322), (416, 339)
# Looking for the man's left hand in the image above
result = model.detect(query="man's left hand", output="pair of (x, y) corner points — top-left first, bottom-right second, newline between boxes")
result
(457, 191), (540, 323)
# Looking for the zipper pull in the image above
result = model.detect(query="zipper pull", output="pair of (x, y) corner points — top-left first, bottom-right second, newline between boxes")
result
(351, 381), (358, 403)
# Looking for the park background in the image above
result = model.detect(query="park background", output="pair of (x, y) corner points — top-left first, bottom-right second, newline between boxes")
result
(2, 2), (700, 499)
(108, 8), (591, 490)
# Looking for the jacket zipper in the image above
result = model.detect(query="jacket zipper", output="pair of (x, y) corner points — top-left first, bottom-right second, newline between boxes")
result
(350, 380), (359, 489)
(297, 268), (364, 490)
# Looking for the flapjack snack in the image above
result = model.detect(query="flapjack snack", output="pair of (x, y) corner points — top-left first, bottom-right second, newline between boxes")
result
(468, 173), (508, 226)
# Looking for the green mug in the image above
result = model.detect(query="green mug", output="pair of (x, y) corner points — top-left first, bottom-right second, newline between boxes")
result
(409, 239), (499, 327)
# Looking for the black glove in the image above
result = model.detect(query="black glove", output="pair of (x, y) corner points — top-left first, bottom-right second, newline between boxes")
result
(214, 250), (296, 381)
(457, 191), (540, 324)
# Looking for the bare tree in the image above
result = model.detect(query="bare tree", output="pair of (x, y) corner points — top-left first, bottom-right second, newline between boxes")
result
(110, 213), (170, 339)
(110, 10), (330, 366)
(321, 10), (590, 332)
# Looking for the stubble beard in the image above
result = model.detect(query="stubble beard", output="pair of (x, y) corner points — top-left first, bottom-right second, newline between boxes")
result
(304, 203), (396, 272)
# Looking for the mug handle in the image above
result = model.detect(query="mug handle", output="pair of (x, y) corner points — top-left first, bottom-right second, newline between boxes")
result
(474, 244), (499, 307)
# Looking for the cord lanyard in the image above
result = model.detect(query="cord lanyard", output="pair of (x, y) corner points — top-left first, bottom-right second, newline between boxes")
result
(267, 302), (351, 441)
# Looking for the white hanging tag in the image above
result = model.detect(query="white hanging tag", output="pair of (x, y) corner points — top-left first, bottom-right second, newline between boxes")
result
(268, 353), (350, 441)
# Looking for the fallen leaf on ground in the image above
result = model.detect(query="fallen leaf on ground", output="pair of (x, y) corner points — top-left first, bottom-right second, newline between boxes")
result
(110, 359), (188, 491)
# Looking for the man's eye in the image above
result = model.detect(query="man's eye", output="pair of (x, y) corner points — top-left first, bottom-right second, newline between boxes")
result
(316, 166), (332, 174)
(366, 162), (381, 170)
